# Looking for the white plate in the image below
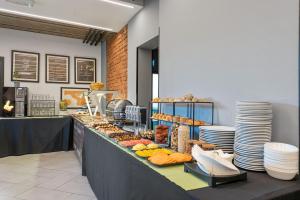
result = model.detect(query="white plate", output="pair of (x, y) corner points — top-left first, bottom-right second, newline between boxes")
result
(199, 126), (236, 132)
(234, 160), (265, 171)
(236, 120), (272, 125)
(236, 101), (271, 104)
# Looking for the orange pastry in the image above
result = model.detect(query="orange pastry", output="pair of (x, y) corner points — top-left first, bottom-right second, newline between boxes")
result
(148, 152), (176, 166)
(169, 153), (192, 162)
(194, 120), (205, 126)
(186, 119), (193, 125)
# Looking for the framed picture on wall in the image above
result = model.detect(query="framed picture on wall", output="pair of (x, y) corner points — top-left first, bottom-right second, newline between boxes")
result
(46, 54), (70, 83)
(60, 87), (89, 109)
(74, 57), (96, 84)
(11, 50), (40, 82)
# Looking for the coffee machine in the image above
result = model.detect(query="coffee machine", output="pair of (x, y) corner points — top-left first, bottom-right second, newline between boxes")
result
(2, 87), (28, 117)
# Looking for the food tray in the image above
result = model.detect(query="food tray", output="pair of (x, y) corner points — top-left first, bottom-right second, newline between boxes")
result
(184, 162), (247, 187)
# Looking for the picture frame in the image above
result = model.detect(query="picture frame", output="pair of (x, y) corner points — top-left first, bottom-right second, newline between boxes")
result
(60, 87), (89, 109)
(11, 50), (40, 82)
(46, 54), (70, 83)
(74, 57), (96, 84)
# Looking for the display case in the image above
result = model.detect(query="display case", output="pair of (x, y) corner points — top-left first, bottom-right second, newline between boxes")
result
(150, 101), (214, 139)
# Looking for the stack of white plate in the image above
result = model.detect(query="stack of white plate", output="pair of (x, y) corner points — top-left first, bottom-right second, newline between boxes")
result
(234, 101), (272, 171)
(199, 126), (235, 154)
(264, 142), (299, 180)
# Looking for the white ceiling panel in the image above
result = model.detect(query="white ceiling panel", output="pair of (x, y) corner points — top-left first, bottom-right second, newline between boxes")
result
(0, 0), (143, 32)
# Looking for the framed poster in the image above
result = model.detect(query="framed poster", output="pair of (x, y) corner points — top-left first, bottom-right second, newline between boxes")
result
(46, 54), (70, 83)
(60, 87), (89, 109)
(11, 50), (39, 82)
(75, 57), (96, 84)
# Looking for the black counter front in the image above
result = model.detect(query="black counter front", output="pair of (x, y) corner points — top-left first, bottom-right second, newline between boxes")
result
(83, 127), (193, 200)
(0, 116), (73, 157)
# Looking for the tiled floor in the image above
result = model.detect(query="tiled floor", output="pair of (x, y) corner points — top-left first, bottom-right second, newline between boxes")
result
(0, 151), (96, 200)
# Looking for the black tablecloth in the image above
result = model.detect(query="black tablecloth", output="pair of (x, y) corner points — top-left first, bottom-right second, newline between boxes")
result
(0, 116), (73, 157)
(83, 127), (193, 200)
(83, 127), (300, 200)
(188, 172), (300, 200)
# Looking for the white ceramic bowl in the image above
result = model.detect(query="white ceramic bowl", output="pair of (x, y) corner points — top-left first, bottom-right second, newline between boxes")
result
(264, 143), (299, 155)
(265, 166), (298, 181)
(264, 151), (298, 160)
(264, 164), (298, 173)
(264, 160), (298, 170)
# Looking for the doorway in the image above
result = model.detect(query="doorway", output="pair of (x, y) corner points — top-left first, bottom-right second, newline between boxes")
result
(136, 36), (159, 108)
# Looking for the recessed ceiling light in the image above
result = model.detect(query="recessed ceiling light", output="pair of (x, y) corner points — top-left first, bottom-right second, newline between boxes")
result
(100, 0), (134, 9)
(0, 8), (114, 31)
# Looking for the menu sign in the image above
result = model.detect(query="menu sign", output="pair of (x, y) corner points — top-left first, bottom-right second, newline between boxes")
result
(75, 57), (96, 84)
(46, 54), (69, 83)
(11, 50), (39, 82)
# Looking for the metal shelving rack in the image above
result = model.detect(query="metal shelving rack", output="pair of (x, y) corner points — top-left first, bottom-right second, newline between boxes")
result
(150, 101), (214, 139)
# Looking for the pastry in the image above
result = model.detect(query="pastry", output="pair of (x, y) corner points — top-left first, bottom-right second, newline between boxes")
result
(132, 144), (147, 151)
(90, 82), (104, 91)
(147, 143), (159, 149)
(186, 119), (194, 125)
(180, 117), (188, 124)
(139, 130), (154, 140)
(194, 120), (205, 126)
(135, 148), (173, 158)
(119, 139), (152, 147)
(166, 115), (173, 122)
(152, 98), (160, 102)
(202, 143), (216, 151)
(113, 135), (141, 142)
(186, 140), (206, 154)
(148, 152), (176, 166)
(169, 153), (192, 163)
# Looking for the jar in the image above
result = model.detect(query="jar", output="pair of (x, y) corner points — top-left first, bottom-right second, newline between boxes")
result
(178, 125), (190, 153)
(155, 125), (169, 145)
(170, 123), (179, 151)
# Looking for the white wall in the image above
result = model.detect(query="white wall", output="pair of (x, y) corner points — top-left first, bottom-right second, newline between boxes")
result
(127, 0), (159, 103)
(0, 28), (101, 114)
(159, 0), (299, 146)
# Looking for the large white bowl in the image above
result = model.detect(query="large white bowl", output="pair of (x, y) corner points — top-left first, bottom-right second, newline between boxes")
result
(264, 160), (298, 170)
(265, 166), (298, 181)
(264, 163), (299, 173)
(264, 151), (298, 161)
(264, 154), (298, 164)
(264, 143), (299, 154)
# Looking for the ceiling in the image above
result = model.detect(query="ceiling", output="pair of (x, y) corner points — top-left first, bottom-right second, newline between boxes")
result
(0, 0), (143, 44)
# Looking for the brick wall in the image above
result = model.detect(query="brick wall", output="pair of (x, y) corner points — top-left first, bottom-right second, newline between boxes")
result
(106, 26), (128, 99)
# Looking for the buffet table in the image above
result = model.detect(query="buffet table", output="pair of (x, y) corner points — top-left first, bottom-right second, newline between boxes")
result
(0, 116), (73, 158)
(80, 121), (300, 200)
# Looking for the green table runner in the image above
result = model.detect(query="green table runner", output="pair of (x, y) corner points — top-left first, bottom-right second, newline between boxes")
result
(89, 128), (208, 191)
